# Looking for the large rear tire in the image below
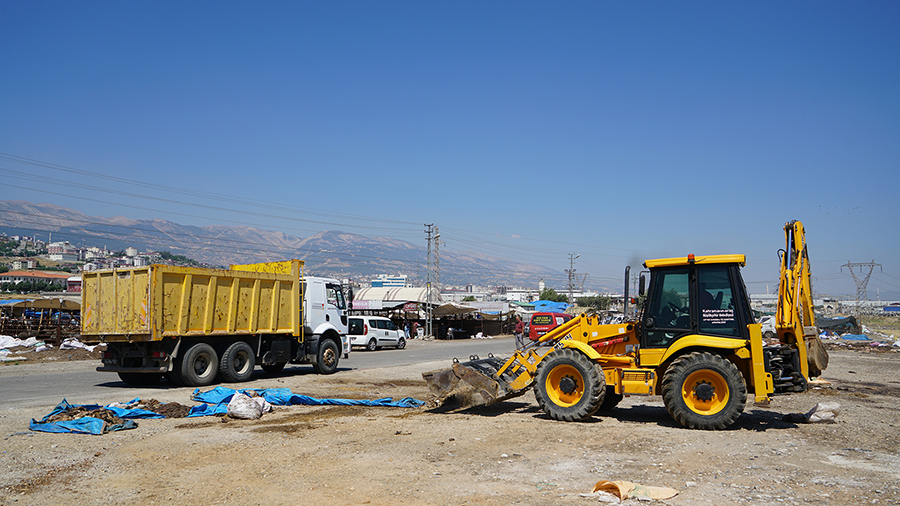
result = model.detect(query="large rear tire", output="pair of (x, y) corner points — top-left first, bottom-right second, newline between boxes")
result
(533, 348), (605, 422)
(218, 341), (255, 383)
(661, 351), (746, 430)
(177, 343), (219, 387)
(312, 339), (339, 375)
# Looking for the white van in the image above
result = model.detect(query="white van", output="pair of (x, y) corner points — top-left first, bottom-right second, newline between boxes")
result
(759, 316), (776, 339)
(348, 316), (406, 351)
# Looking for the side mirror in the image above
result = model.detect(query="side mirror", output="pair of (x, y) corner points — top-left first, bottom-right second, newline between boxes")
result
(639, 274), (646, 296)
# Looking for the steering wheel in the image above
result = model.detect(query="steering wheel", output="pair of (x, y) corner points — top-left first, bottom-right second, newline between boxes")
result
(667, 301), (685, 314)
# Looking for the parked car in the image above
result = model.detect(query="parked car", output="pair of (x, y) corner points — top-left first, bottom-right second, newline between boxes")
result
(51, 311), (79, 324)
(348, 316), (406, 351)
(528, 312), (573, 341)
(23, 309), (50, 319)
(759, 316), (776, 339)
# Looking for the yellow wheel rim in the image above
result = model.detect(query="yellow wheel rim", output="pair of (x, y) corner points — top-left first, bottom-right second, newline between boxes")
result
(682, 370), (729, 415)
(545, 364), (584, 407)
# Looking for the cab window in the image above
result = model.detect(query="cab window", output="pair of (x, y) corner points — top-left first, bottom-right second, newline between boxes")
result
(698, 265), (740, 337)
(326, 284), (346, 310)
(644, 268), (691, 347)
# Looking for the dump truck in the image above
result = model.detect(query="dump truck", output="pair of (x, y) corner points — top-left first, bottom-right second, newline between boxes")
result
(81, 259), (349, 387)
(424, 220), (828, 430)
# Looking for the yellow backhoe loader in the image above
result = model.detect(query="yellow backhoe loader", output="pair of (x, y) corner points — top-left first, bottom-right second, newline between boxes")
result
(423, 220), (829, 430)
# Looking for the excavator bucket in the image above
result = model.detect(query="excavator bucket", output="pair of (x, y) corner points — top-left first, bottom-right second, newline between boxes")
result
(423, 355), (529, 410)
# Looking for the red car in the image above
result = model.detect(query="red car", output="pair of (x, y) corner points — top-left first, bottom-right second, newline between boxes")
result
(528, 312), (573, 341)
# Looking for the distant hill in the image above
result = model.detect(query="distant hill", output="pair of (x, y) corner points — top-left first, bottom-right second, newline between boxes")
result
(0, 200), (561, 286)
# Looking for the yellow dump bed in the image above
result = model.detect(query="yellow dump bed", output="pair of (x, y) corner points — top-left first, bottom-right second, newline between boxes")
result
(81, 260), (303, 342)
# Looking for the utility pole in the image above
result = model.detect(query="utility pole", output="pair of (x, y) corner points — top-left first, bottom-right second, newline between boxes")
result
(425, 224), (434, 338)
(842, 260), (881, 316)
(566, 253), (580, 305)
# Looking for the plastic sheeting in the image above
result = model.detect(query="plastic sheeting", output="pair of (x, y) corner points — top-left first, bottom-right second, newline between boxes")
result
(30, 389), (425, 434)
(189, 386), (424, 416)
(530, 300), (570, 313)
(29, 399), (144, 435)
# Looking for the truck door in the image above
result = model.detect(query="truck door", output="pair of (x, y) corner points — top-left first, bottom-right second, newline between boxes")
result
(642, 267), (692, 348)
(325, 282), (348, 333)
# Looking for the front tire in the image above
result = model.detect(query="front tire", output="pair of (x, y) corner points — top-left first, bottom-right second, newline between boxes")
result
(218, 341), (255, 383)
(661, 351), (747, 430)
(312, 339), (340, 374)
(533, 348), (605, 422)
(366, 338), (378, 352)
(397, 337), (406, 349)
(177, 343), (219, 387)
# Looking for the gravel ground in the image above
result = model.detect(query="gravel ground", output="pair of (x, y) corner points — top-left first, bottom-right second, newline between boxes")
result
(1, 345), (899, 506)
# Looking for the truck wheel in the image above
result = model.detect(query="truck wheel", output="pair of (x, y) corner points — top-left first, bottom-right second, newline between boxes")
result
(598, 386), (623, 411)
(533, 348), (605, 422)
(367, 338), (378, 351)
(661, 351), (747, 430)
(218, 341), (255, 383)
(261, 362), (286, 375)
(313, 339), (339, 374)
(177, 343), (219, 387)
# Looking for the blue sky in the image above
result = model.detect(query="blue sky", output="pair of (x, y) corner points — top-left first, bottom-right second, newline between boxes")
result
(2, 2), (899, 299)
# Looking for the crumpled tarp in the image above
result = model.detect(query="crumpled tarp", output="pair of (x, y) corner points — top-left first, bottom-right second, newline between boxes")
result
(530, 300), (570, 313)
(841, 334), (869, 341)
(29, 399), (144, 435)
(30, 388), (425, 434)
(189, 386), (425, 416)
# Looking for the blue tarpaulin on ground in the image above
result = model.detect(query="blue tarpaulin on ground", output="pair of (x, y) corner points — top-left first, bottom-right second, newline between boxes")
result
(841, 334), (870, 341)
(29, 399), (141, 435)
(189, 386), (425, 416)
(30, 388), (426, 433)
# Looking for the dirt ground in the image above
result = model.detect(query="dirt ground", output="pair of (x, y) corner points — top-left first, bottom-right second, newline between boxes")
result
(1, 339), (899, 506)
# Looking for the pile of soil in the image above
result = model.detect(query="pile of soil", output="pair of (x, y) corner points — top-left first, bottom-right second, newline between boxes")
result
(136, 399), (192, 418)
(45, 407), (123, 425)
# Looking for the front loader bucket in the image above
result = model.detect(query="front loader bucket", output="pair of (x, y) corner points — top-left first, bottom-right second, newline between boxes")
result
(423, 355), (527, 410)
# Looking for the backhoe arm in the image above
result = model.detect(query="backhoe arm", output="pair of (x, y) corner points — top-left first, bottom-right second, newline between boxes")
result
(776, 220), (828, 377)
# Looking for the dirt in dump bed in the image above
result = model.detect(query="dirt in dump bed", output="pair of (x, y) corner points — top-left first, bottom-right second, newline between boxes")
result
(138, 399), (192, 418)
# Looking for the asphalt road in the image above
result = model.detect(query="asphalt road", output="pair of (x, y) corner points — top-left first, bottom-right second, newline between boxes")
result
(0, 336), (516, 410)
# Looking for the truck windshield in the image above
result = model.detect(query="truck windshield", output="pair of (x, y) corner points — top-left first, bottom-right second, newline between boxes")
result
(326, 284), (347, 310)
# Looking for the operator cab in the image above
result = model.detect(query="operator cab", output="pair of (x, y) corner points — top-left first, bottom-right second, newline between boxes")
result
(640, 255), (754, 348)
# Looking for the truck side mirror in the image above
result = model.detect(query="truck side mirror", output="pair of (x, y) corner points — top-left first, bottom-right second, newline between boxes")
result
(639, 274), (646, 296)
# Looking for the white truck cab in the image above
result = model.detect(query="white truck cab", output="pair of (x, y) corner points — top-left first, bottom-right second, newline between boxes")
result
(304, 277), (350, 358)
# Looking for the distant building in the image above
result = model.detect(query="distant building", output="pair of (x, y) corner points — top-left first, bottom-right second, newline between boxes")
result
(67, 276), (82, 292)
(371, 274), (408, 288)
(48, 241), (80, 262)
(10, 259), (38, 270)
(125, 247), (139, 257)
(0, 270), (70, 287)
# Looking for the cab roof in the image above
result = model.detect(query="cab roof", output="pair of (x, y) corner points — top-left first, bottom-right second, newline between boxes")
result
(643, 254), (746, 269)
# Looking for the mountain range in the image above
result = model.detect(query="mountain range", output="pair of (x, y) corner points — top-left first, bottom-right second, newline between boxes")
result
(0, 200), (563, 287)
